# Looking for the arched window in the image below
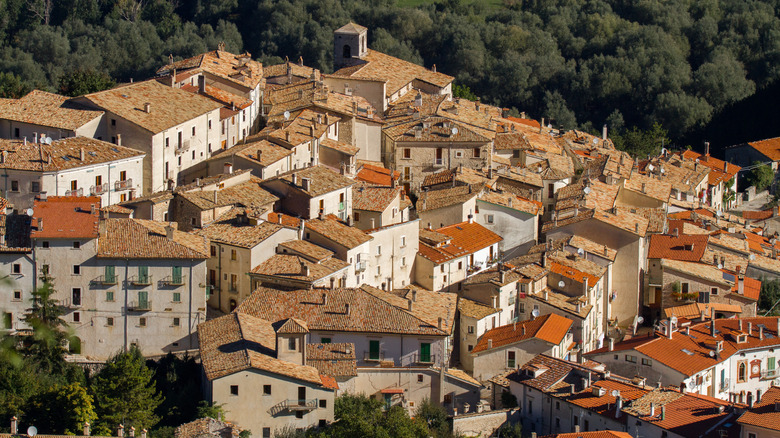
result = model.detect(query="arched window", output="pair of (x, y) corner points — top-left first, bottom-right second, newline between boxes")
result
(739, 363), (746, 382)
(343, 44), (351, 59)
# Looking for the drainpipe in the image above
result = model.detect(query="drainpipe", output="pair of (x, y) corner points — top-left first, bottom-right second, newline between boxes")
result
(217, 243), (223, 311)
(124, 259), (129, 352)
(188, 262), (193, 349)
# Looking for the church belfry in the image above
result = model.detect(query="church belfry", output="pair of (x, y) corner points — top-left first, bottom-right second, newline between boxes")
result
(334, 22), (368, 69)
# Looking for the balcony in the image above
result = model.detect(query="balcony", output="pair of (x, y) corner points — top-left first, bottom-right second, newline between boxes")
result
(364, 351), (386, 362)
(90, 183), (109, 195)
(355, 261), (367, 273)
(175, 140), (190, 154)
(91, 274), (118, 285)
(434, 158), (444, 167)
(283, 399), (318, 411)
(413, 352), (436, 365)
(65, 188), (83, 197)
(338, 202), (345, 211)
(719, 378), (730, 392)
(128, 300), (152, 312)
(160, 275), (186, 287)
(63, 298), (82, 309)
(762, 369), (779, 380)
(115, 179), (133, 191)
(128, 275), (153, 287)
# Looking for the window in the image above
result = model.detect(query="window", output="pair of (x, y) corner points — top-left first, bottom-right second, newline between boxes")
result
(458, 261), (463, 270)
(420, 342), (431, 363)
(295, 412), (303, 419)
(556, 401), (560, 410)
(468, 345), (473, 351)
(262, 429), (270, 438)
(354, 212), (361, 221)
(231, 249), (237, 260)
(13, 128), (19, 138)
(173, 317), (180, 327)
(486, 214), (494, 224)
(13, 290), (21, 300)
(369, 340), (380, 360)
(263, 385), (272, 395)
(72, 288), (81, 306)
(528, 401), (533, 414)
(230, 275), (237, 291)
(173, 292), (181, 302)
(31, 181), (40, 192)
(377, 245), (382, 255)
(711, 287), (718, 296)
(192, 126), (196, 136)
(681, 282), (689, 294)
(139, 317), (147, 327)
(73, 265), (81, 275)
(403, 148), (411, 159)
(468, 326), (474, 334)
(106, 291), (114, 302)
(519, 303), (525, 313)
(319, 399), (327, 408)
(10, 180), (18, 192)
(165, 137), (170, 148)
(208, 120), (212, 130)
(548, 183), (555, 199)
(12, 263), (20, 274)
(769, 357), (776, 371)
(507, 351), (516, 368)
(288, 337), (296, 350)
(230, 385), (239, 396)
(418, 374), (424, 383)
(73, 241), (81, 249)
(107, 317), (114, 326)
(625, 355), (637, 363)
(738, 362), (747, 383)
(642, 358), (653, 366)
(321, 338), (331, 344)
(73, 312), (80, 323)
(71, 180), (77, 191)
(211, 246), (217, 256)
(376, 266), (381, 276)
(42, 241), (49, 248)
(698, 291), (710, 304)
(473, 147), (481, 158)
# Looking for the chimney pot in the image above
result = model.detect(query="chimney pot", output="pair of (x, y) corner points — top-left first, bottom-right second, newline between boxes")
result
(11, 417), (17, 435)
(345, 303), (350, 315)
(488, 339), (493, 349)
(165, 223), (175, 240)
(116, 134), (122, 146)
(144, 102), (151, 113)
(118, 425), (124, 438)
(83, 422), (91, 436)
(408, 299), (413, 311)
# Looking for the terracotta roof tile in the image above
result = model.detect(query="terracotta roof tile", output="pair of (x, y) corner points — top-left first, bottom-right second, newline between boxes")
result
(266, 212), (301, 228)
(209, 137), (292, 167)
(478, 190), (541, 215)
(194, 209), (284, 248)
(0, 90), (103, 131)
(746, 137), (780, 161)
(622, 172), (672, 203)
(178, 176), (278, 211)
(471, 314), (572, 354)
(305, 216), (372, 249)
(98, 219), (209, 259)
(250, 254), (349, 282)
(648, 233), (710, 261)
(742, 209), (774, 221)
(540, 431), (632, 438)
(274, 165), (354, 198)
(567, 235), (617, 261)
(355, 163), (400, 187)
(681, 150), (740, 185)
(157, 50), (263, 90)
(0, 137), (144, 172)
(738, 385), (780, 430)
(352, 184), (402, 212)
(417, 184), (481, 212)
(457, 297), (500, 320)
(31, 196), (100, 239)
(278, 239), (333, 262)
(418, 221), (502, 264)
(306, 342), (357, 377)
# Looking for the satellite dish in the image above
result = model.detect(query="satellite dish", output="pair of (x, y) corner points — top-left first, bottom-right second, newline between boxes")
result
(709, 350), (715, 357)
(717, 263), (723, 269)
(583, 187), (592, 195)
(283, 111), (290, 121)
(25, 208), (33, 216)
(45, 137), (52, 145)
(592, 138), (598, 145)
(451, 127), (459, 135)
(531, 309), (540, 317)
(611, 390), (620, 397)
(577, 248), (585, 256)
(558, 280), (565, 288)
(750, 254), (756, 260)
(637, 316), (644, 324)
(27, 426), (37, 437)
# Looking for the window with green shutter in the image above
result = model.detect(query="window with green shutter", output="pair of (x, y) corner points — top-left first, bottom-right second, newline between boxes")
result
(369, 340), (380, 360)
(138, 291), (149, 309)
(106, 291), (114, 302)
(105, 265), (116, 283)
(769, 357), (776, 370)
(173, 292), (181, 302)
(172, 266), (183, 284)
(139, 266), (149, 283)
(420, 343), (431, 363)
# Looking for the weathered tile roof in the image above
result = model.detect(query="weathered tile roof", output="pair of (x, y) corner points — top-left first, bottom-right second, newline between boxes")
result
(663, 303), (743, 320)
(276, 317), (309, 334)
(367, 285), (458, 334)
(305, 216), (372, 249)
(567, 235), (616, 261)
(266, 212), (301, 228)
(174, 417), (240, 438)
(472, 314), (572, 354)
(264, 61), (319, 81)
(306, 343), (357, 377)
(745, 137), (780, 161)
(194, 208), (284, 248)
(417, 184), (481, 212)
(681, 150), (740, 186)
(457, 297), (500, 320)
(352, 184), (401, 212)
(548, 252), (606, 285)
(98, 219), (209, 259)
(0, 211), (32, 253)
(563, 379), (649, 423)
(81, 79), (222, 134)
(418, 221), (502, 264)
(250, 254), (349, 282)
(622, 172), (672, 203)
(274, 165), (354, 198)
(0, 137), (144, 172)
(180, 83), (252, 111)
(478, 190), (542, 215)
(0, 90), (103, 131)
(178, 176), (278, 211)
(198, 312), (332, 387)
(660, 259), (734, 287)
(648, 233), (709, 261)
(211, 137), (293, 167)
(507, 354), (606, 393)
(355, 163), (400, 187)
(278, 239), (333, 262)
(157, 50), (264, 90)
(384, 116), (489, 143)
(237, 286), (452, 336)
(623, 388), (734, 437)
(321, 138), (359, 156)
(741, 209), (773, 221)
(738, 385), (780, 430)
(32, 196), (100, 239)
(528, 287), (592, 319)
(331, 49), (453, 97)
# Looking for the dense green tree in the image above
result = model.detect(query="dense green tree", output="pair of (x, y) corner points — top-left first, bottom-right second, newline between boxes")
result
(748, 162), (775, 192)
(148, 354), (202, 428)
(759, 279), (780, 313)
(58, 69), (116, 96)
(413, 398), (448, 438)
(91, 346), (163, 433)
(495, 422), (522, 438)
(25, 382), (97, 434)
(21, 282), (71, 375)
(611, 123), (670, 159)
(0, 72), (31, 98)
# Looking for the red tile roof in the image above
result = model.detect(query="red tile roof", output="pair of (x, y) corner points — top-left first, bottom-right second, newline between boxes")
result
(548, 260), (601, 286)
(681, 150), (740, 185)
(266, 212), (301, 228)
(738, 385), (780, 431)
(418, 221), (502, 264)
(647, 233), (709, 262)
(541, 432), (632, 438)
(355, 163), (400, 187)
(31, 196), (100, 239)
(748, 137), (780, 162)
(471, 314), (572, 354)
(742, 209), (774, 221)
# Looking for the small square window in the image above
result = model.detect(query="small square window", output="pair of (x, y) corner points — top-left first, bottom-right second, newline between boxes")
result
(139, 317), (147, 327)
(468, 345), (473, 351)
(288, 337), (296, 350)
(73, 241), (80, 249)
(173, 292), (181, 302)
(211, 246), (217, 256)
(230, 385), (239, 396)
(42, 241), (49, 248)
(468, 326), (474, 334)
(295, 411), (304, 419)
(417, 374), (423, 383)
(319, 399), (327, 408)
(173, 317), (180, 327)
(73, 312), (80, 323)
(107, 317), (114, 326)
(73, 265), (81, 275)
(263, 384), (271, 395)
(12, 264), (21, 274)
(13, 290), (21, 300)
(106, 291), (114, 302)
(231, 249), (237, 261)
(31, 181), (40, 192)
(10, 180), (18, 192)
(318, 420), (326, 428)
(111, 118), (116, 126)
(262, 428), (270, 438)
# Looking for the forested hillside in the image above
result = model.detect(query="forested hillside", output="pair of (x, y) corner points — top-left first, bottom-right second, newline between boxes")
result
(3, 0), (780, 148)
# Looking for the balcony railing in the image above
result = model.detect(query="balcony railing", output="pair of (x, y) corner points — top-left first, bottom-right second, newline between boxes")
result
(762, 369), (778, 380)
(160, 275), (186, 287)
(115, 179), (133, 191)
(128, 300), (152, 311)
(355, 261), (367, 273)
(364, 351), (386, 362)
(338, 202), (345, 211)
(720, 378), (730, 391)
(65, 188), (83, 197)
(90, 183), (109, 195)
(92, 274), (118, 285)
(283, 399), (318, 411)
(413, 352), (436, 365)
(129, 275), (152, 286)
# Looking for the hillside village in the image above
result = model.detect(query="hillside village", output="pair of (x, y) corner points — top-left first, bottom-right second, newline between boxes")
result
(4, 22), (780, 438)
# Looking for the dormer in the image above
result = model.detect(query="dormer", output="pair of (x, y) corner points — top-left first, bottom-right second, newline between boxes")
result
(275, 318), (309, 365)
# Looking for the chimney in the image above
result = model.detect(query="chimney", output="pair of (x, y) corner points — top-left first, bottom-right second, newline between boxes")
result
(118, 425), (124, 438)
(711, 309), (716, 336)
(301, 261), (310, 277)
(641, 182), (646, 193)
(291, 173), (298, 185)
(144, 103), (151, 113)
(370, 218), (375, 229)
(739, 319), (743, 331)
(468, 214), (474, 224)
(432, 64), (437, 73)
(522, 325), (526, 335)
(608, 337), (614, 351)
(615, 395), (623, 418)
(198, 75), (206, 93)
(11, 417), (17, 434)
(704, 141), (710, 157)
(141, 431), (147, 438)
(650, 402), (655, 417)
(574, 425), (580, 433)
(661, 405), (666, 420)
(285, 131), (291, 142)
(602, 124), (608, 140)
(408, 299), (413, 311)
(301, 178), (311, 192)
(309, 125), (314, 137)
(83, 422), (90, 436)
(223, 162), (233, 174)
(34, 132), (38, 143)
(438, 317), (443, 330)
(298, 219), (305, 240)
(80, 147), (85, 161)
(330, 276), (336, 290)
(673, 228), (679, 238)
(116, 134), (122, 146)
(488, 339), (493, 349)
(129, 427), (135, 438)
(760, 325), (764, 340)
(749, 322), (753, 335)
(165, 223), (175, 240)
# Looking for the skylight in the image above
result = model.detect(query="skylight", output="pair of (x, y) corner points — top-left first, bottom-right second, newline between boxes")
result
(681, 349), (694, 355)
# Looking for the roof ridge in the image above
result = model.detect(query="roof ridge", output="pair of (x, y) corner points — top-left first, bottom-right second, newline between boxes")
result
(359, 287), (447, 336)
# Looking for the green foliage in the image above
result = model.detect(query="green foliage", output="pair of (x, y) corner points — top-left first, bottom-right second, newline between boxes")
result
(21, 282), (74, 376)
(0, 72), (32, 98)
(91, 346), (163, 432)
(238, 430), (251, 438)
(58, 69), (116, 97)
(452, 83), (478, 101)
(610, 123), (670, 159)
(500, 391), (518, 408)
(495, 422), (522, 438)
(671, 281), (681, 294)
(748, 162), (775, 192)
(195, 401), (225, 422)
(414, 398), (448, 438)
(759, 278), (780, 313)
(148, 354), (203, 427)
(25, 382), (97, 434)
(314, 393), (437, 437)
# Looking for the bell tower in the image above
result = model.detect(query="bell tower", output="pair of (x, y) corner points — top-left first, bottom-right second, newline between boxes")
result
(334, 22), (368, 69)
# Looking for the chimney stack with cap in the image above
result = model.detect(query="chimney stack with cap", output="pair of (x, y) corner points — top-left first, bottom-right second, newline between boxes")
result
(83, 422), (90, 436)
(144, 103), (151, 113)
(11, 417), (17, 435)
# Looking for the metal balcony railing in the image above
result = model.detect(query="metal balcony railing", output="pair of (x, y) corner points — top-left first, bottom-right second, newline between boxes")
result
(65, 188), (83, 197)
(283, 399), (318, 411)
(115, 179), (133, 191)
(364, 351), (385, 362)
(90, 183), (109, 195)
(128, 300), (152, 311)
(92, 274), (118, 285)
(355, 261), (367, 273)
(160, 275), (186, 287)
(414, 352), (436, 365)
(762, 370), (778, 380)
(129, 275), (152, 286)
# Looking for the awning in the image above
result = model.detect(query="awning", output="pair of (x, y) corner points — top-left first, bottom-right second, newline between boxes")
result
(380, 388), (404, 394)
